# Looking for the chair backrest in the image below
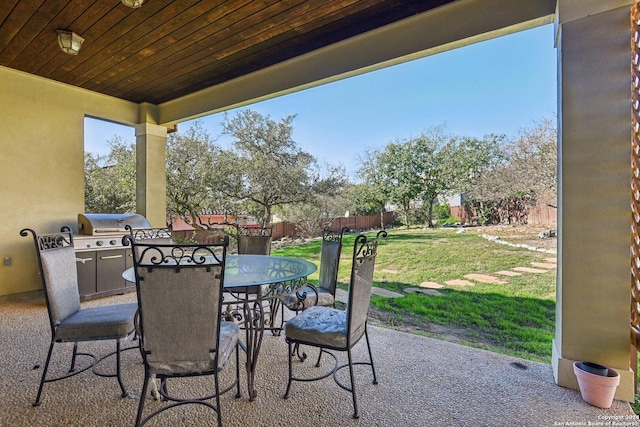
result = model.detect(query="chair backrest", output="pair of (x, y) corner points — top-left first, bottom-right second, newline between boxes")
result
(237, 225), (273, 255)
(127, 226), (173, 241)
(126, 227), (175, 264)
(20, 228), (81, 331)
(125, 236), (228, 367)
(346, 231), (387, 345)
(317, 227), (349, 294)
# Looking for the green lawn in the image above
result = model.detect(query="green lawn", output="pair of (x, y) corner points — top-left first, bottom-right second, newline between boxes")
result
(272, 227), (556, 363)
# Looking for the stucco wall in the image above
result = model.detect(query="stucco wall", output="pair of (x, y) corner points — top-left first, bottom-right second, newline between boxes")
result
(0, 67), (139, 296)
(553, 2), (634, 401)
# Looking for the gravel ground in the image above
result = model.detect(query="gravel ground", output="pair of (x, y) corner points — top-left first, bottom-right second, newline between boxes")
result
(1, 291), (636, 427)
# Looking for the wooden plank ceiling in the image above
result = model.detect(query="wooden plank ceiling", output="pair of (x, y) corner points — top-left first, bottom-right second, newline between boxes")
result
(0, 0), (453, 105)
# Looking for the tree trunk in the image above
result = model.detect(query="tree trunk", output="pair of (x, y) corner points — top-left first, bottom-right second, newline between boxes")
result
(427, 200), (435, 228)
(403, 200), (411, 227)
(263, 205), (272, 228)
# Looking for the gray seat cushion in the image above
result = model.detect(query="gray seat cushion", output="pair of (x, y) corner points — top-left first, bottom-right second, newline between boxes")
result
(285, 306), (347, 349)
(280, 286), (334, 311)
(54, 302), (138, 342)
(148, 321), (239, 376)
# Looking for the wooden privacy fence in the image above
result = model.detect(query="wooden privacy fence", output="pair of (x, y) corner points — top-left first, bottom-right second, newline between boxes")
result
(526, 203), (557, 225)
(450, 202), (557, 226)
(272, 212), (396, 240)
(172, 212), (396, 243)
(272, 221), (297, 239)
(329, 212), (395, 232)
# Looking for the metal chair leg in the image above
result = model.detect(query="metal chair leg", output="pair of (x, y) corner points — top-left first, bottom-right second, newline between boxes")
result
(235, 342), (241, 398)
(33, 342), (54, 407)
(69, 342), (79, 372)
(135, 370), (150, 427)
(115, 339), (133, 398)
(364, 327), (378, 384)
(314, 348), (324, 367)
(283, 341), (294, 398)
(346, 348), (359, 419)
(214, 370), (222, 426)
(292, 342), (307, 362)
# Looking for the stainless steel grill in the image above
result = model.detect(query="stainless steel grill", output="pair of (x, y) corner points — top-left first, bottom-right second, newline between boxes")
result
(73, 213), (151, 300)
(74, 213), (151, 251)
(78, 213), (150, 235)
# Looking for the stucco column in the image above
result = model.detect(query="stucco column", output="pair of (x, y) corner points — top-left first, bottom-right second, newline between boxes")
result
(553, 0), (634, 401)
(135, 122), (167, 227)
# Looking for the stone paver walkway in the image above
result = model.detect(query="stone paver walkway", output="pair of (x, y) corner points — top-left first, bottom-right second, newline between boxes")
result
(336, 287), (403, 304)
(404, 287), (444, 296)
(419, 281), (444, 288)
(332, 236), (559, 302)
(513, 266), (550, 274)
(444, 279), (475, 287)
(531, 262), (557, 269)
(378, 236), (559, 298)
(372, 287), (404, 298)
(463, 273), (507, 285)
(496, 270), (522, 277)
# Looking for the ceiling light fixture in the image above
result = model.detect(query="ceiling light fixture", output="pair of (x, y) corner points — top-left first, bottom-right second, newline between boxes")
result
(56, 30), (84, 55)
(121, 0), (145, 7)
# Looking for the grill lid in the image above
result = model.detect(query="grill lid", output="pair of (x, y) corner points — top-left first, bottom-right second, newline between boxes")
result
(78, 213), (151, 235)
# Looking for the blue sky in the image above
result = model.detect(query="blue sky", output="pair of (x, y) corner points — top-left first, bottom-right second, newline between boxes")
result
(85, 23), (557, 178)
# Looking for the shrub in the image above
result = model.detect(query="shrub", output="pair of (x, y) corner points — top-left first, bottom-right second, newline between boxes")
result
(432, 203), (452, 221)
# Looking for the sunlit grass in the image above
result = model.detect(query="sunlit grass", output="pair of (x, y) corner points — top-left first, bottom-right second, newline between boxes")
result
(274, 227), (556, 363)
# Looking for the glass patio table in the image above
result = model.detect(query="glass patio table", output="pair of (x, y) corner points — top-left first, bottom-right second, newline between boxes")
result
(123, 254), (317, 400)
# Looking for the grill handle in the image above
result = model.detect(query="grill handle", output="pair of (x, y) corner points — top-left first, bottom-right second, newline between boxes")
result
(100, 255), (124, 260)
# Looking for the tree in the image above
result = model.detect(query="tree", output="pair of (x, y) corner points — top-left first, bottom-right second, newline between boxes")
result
(347, 183), (386, 217)
(377, 141), (423, 226)
(449, 134), (506, 197)
(448, 133), (507, 224)
(370, 126), (462, 228)
(279, 164), (350, 237)
(354, 126), (504, 228)
(84, 136), (136, 213)
(165, 121), (223, 226)
(464, 118), (557, 224)
(507, 117), (557, 201)
(355, 149), (392, 229)
(220, 110), (317, 226)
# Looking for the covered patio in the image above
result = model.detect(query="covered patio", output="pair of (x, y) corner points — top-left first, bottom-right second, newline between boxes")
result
(1, 291), (636, 426)
(1, 0), (638, 417)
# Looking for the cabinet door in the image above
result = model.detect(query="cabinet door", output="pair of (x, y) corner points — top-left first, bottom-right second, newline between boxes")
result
(96, 249), (126, 292)
(76, 251), (96, 296)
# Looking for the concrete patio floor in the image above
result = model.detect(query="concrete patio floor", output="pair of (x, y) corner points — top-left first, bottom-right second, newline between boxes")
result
(2, 291), (638, 427)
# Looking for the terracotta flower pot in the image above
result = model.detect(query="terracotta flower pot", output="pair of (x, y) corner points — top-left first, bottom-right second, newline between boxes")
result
(573, 361), (620, 409)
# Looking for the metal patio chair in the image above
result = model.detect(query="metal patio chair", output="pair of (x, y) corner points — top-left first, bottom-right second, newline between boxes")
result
(237, 225), (273, 255)
(279, 227), (348, 317)
(126, 225), (173, 242)
(20, 227), (138, 407)
(126, 226), (174, 250)
(124, 235), (240, 426)
(126, 226), (175, 265)
(283, 230), (387, 418)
